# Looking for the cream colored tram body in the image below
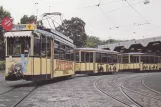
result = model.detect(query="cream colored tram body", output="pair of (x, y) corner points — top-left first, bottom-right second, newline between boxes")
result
(5, 24), (75, 81)
(118, 53), (161, 72)
(74, 48), (119, 75)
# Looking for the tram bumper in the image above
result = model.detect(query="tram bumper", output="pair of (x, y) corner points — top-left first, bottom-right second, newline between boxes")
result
(5, 74), (23, 81)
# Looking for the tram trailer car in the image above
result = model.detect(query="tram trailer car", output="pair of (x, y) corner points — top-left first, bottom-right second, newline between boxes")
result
(74, 48), (119, 75)
(4, 24), (75, 81)
(117, 52), (161, 72)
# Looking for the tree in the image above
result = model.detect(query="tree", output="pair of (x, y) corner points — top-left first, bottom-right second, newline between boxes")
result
(85, 35), (124, 48)
(20, 15), (36, 24)
(0, 6), (11, 60)
(85, 36), (101, 48)
(102, 39), (124, 44)
(56, 17), (87, 47)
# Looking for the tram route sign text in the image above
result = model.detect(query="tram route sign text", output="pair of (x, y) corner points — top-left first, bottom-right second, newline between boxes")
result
(55, 60), (73, 71)
(12, 24), (37, 31)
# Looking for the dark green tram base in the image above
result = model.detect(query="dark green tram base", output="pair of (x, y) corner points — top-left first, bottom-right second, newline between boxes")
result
(118, 69), (161, 73)
(24, 74), (51, 81)
(75, 71), (114, 75)
(5, 75), (23, 81)
(5, 74), (51, 81)
(5, 74), (73, 81)
(75, 71), (94, 75)
(119, 69), (140, 72)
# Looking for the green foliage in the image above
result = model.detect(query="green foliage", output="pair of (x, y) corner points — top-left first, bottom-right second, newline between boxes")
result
(0, 6), (11, 60)
(56, 17), (87, 47)
(85, 36), (101, 48)
(85, 36), (124, 48)
(20, 15), (36, 24)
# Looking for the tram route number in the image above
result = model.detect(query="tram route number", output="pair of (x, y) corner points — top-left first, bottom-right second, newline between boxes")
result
(55, 60), (73, 71)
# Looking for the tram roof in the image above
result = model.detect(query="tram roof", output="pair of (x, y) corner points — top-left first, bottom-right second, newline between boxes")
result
(34, 29), (75, 48)
(121, 52), (145, 55)
(4, 24), (75, 48)
(120, 52), (159, 56)
(4, 31), (32, 38)
(74, 48), (119, 54)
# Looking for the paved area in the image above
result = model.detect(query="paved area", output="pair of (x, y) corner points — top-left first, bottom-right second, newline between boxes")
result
(143, 73), (161, 93)
(0, 73), (161, 107)
(122, 73), (161, 107)
(21, 75), (128, 107)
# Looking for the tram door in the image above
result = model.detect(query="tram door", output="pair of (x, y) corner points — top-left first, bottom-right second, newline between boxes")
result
(85, 52), (89, 71)
(51, 39), (54, 79)
(85, 52), (93, 72)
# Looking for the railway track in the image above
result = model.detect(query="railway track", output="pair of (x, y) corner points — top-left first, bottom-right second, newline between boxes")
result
(141, 74), (161, 96)
(94, 73), (161, 107)
(13, 86), (38, 107)
(118, 74), (161, 101)
(94, 77), (139, 107)
(112, 73), (161, 107)
(0, 82), (38, 107)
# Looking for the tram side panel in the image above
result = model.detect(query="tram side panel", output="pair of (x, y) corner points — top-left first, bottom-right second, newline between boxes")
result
(142, 63), (159, 72)
(5, 57), (34, 80)
(75, 62), (94, 74)
(53, 59), (74, 78)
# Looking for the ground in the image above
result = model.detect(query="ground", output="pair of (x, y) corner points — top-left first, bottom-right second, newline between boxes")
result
(0, 72), (161, 107)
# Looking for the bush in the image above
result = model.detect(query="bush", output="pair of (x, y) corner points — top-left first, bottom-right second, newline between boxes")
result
(0, 61), (5, 71)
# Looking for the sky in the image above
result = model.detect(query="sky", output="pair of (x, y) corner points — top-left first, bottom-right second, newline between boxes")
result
(1, 0), (161, 40)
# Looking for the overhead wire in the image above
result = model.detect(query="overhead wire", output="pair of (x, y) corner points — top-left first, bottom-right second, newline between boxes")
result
(106, 0), (144, 13)
(98, 6), (116, 26)
(95, 0), (116, 26)
(76, 0), (123, 9)
(125, 0), (148, 22)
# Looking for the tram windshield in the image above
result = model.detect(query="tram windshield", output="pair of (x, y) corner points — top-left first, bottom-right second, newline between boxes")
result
(7, 37), (30, 56)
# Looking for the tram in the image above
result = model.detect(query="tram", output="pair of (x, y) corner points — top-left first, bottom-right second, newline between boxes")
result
(74, 48), (119, 75)
(4, 24), (75, 81)
(118, 52), (161, 72)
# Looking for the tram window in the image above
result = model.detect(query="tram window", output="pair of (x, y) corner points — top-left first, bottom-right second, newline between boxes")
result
(65, 46), (69, 60)
(117, 55), (122, 63)
(96, 53), (101, 63)
(145, 56), (150, 63)
(155, 56), (158, 63)
(81, 52), (85, 62)
(130, 56), (139, 63)
(34, 38), (40, 56)
(54, 41), (59, 59)
(141, 56), (146, 63)
(102, 53), (107, 63)
(7, 37), (30, 56)
(112, 55), (117, 63)
(158, 57), (161, 63)
(46, 38), (51, 57)
(41, 36), (46, 57)
(86, 52), (90, 62)
(90, 52), (93, 62)
(107, 54), (111, 63)
(65, 46), (73, 61)
(59, 43), (65, 60)
(75, 52), (79, 62)
(66, 53), (71, 60)
(71, 53), (74, 61)
(122, 55), (129, 63)
(150, 56), (154, 63)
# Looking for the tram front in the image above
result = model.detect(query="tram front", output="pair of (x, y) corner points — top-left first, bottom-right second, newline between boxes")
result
(4, 24), (35, 80)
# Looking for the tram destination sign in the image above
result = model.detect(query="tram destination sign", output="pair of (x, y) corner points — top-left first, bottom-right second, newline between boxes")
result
(12, 24), (37, 31)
